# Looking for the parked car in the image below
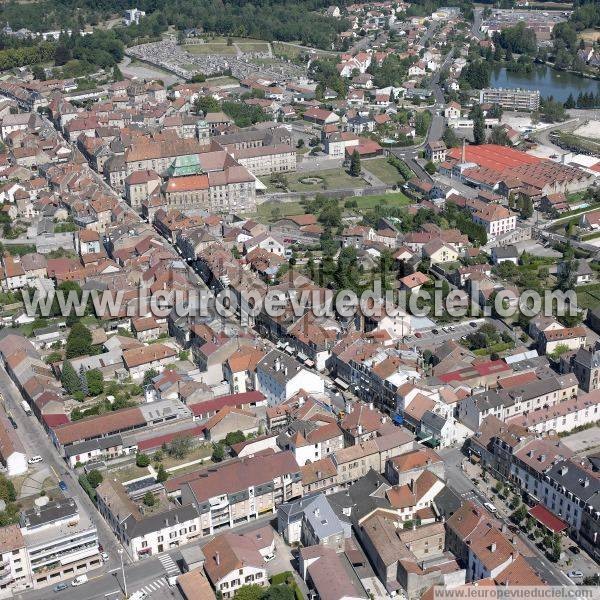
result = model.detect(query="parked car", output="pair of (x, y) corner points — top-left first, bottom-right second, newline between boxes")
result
(71, 575), (88, 587)
(414, 332), (422, 338)
(569, 546), (581, 555)
(483, 502), (497, 514)
(28, 455), (43, 465)
(469, 321), (478, 328)
(431, 329), (439, 334)
(53, 583), (68, 592)
(101, 552), (109, 561)
(567, 571), (583, 579)
(8, 416), (17, 429)
(58, 480), (68, 492)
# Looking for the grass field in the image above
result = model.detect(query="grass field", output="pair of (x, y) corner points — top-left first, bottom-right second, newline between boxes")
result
(255, 190), (410, 223)
(352, 191), (411, 208)
(576, 283), (600, 309)
(273, 41), (338, 61)
(186, 43), (237, 55)
(266, 168), (366, 193)
(578, 29), (600, 42)
(206, 76), (239, 87)
(257, 201), (305, 221)
(237, 42), (270, 52)
(362, 158), (404, 185)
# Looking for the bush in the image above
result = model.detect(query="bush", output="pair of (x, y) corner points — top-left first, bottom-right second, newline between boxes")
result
(87, 469), (103, 488)
(136, 453), (150, 468)
(78, 474), (96, 502)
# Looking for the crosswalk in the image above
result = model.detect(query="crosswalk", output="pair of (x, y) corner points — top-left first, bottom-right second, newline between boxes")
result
(159, 552), (180, 576)
(134, 577), (169, 597)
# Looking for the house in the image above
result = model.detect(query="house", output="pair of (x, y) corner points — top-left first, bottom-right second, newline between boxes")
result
(299, 545), (368, 600)
(278, 494), (350, 551)
(304, 108), (340, 126)
(0, 407), (27, 476)
(223, 346), (265, 394)
(540, 327), (587, 356)
(202, 406), (260, 442)
(444, 102), (461, 119)
(580, 209), (600, 230)
(424, 141), (447, 163)
(491, 245), (518, 265)
(422, 240), (459, 265)
(557, 260), (593, 286)
(203, 531), (269, 599)
(400, 271), (431, 293)
(256, 350), (325, 406)
(122, 344), (178, 379)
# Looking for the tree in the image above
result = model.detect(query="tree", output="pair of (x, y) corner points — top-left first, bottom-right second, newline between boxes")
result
(65, 321), (92, 358)
(349, 150), (361, 177)
(264, 585), (295, 600)
(224, 430), (246, 446)
(211, 442), (225, 462)
(168, 436), (193, 459)
(520, 195), (533, 219)
(156, 464), (169, 483)
(424, 161), (436, 175)
(470, 103), (486, 145)
(85, 368), (104, 396)
(143, 491), (156, 507)
(442, 126), (460, 148)
(143, 368), (159, 386)
(136, 453), (150, 468)
(87, 469), (103, 488)
(233, 584), (265, 600)
(489, 125), (511, 147)
(61, 360), (81, 394)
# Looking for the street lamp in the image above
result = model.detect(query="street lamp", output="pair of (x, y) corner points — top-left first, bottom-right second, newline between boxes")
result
(118, 548), (128, 598)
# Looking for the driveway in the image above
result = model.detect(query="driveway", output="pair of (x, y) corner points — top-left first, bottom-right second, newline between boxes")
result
(19, 465), (51, 499)
(265, 531), (295, 577)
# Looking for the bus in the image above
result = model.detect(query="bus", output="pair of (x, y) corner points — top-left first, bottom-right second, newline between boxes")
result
(20, 400), (32, 416)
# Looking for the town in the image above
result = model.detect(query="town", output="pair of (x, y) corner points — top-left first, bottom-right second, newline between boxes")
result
(0, 1), (598, 600)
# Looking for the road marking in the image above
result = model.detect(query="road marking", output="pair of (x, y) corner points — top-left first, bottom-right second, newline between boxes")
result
(105, 591), (120, 597)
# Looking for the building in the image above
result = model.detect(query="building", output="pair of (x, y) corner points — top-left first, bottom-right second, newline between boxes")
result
(256, 350), (325, 406)
(0, 407), (27, 476)
(278, 494), (350, 551)
(0, 525), (31, 597)
(203, 532), (268, 599)
(21, 499), (100, 589)
(169, 451), (302, 534)
(479, 88), (540, 111)
(424, 141), (447, 163)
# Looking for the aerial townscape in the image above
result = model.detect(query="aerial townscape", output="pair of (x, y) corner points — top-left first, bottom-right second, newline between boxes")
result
(0, 0), (599, 599)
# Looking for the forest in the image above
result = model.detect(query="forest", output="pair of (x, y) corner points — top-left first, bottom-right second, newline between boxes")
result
(0, 0), (347, 49)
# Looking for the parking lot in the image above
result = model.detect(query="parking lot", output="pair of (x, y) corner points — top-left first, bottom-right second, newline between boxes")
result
(406, 318), (486, 349)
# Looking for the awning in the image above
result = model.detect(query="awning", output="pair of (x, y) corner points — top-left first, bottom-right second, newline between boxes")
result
(528, 504), (568, 533)
(304, 359), (315, 368)
(393, 414), (404, 425)
(334, 377), (349, 390)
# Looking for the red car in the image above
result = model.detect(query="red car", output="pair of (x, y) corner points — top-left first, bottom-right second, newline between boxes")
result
(414, 332), (422, 338)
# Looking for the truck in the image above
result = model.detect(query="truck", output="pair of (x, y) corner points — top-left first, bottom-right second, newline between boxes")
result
(20, 400), (32, 416)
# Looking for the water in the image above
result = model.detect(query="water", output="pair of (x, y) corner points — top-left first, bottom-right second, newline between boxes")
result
(490, 65), (600, 103)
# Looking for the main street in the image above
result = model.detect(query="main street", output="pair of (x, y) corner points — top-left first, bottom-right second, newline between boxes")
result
(438, 447), (576, 587)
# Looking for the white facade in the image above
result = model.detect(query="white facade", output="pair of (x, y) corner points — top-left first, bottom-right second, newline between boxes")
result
(257, 366), (325, 406)
(216, 564), (267, 599)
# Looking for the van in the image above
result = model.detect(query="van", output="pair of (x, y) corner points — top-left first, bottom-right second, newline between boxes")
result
(483, 502), (497, 514)
(71, 575), (88, 587)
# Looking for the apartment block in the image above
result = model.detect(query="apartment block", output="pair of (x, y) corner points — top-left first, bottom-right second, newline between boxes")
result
(479, 88), (540, 111)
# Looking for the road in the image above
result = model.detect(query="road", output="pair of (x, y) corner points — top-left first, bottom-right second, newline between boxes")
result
(471, 8), (483, 40)
(438, 447), (574, 587)
(532, 118), (582, 154)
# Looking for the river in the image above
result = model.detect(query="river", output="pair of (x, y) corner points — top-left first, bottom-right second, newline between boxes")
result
(490, 65), (600, 103)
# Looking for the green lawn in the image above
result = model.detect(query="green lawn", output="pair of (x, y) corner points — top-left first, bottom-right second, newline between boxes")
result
(256, 201), (305, 222)
(576, 283), (600, 309)
(237, 42), (270, 52)
(266, 168), (367, 193)
(362, 158), (404, 185)
(206, 76), (239, 87)
(186, 44), (237, 55)
(352, 191), (411, 209)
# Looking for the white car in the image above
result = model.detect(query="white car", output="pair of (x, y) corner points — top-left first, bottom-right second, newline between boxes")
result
(28, 455), (43, 465)
(71, 575), (88, 587)
(100, 552), (109, 561)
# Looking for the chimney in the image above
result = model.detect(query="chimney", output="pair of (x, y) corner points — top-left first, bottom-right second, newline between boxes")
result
(284, 366), (288, 376)
(490, 542), (497, 552)
(215, 552), (220, 566)
(368, 402), (374, 410)
(583, 477), (590, 488)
